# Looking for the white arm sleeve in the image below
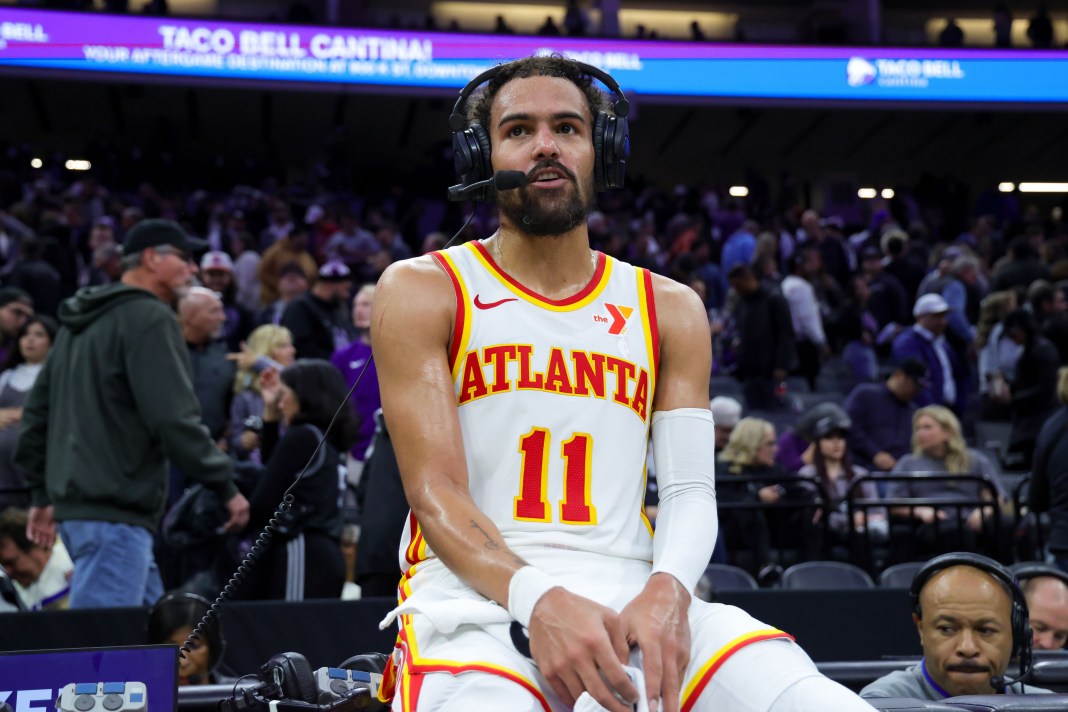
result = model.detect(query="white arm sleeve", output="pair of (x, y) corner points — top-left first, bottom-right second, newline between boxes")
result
(649, 407), (718, 594)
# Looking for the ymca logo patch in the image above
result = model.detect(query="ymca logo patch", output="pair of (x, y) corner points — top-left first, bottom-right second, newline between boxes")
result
(593, 303), (633, 335)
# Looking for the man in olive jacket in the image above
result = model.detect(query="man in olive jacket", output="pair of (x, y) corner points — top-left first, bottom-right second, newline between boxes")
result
(15, 219), (249, 609)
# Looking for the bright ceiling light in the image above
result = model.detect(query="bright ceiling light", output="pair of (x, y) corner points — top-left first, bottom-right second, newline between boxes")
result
(881, 188), (895, 199)
(998, 182), (1015, 193)
(857, 188), (877, 199)
(64, 159), (91, 171)
(729, 186), (749, 197)
(30, 158), (43, 169)
(1018, 182), (1068, 193)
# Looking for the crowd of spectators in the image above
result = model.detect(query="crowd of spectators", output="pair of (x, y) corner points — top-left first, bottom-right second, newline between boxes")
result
(0, 128), (1067, 619)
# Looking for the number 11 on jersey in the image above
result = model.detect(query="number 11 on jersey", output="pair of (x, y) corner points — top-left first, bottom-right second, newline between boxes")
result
(514, 427), (598, 525)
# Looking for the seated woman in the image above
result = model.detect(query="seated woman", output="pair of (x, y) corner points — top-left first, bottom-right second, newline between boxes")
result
(0, 316), (57, 511)
(887, 405), (1008, 560)
(229, 325), (296, 462)
(797, 412), (886, 555)
(716, 417), (805, 574)
(148, 591), (234, 686)
(242, 360), (356, 600)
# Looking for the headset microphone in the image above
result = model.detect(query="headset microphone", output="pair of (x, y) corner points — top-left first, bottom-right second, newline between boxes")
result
(448, 170), (527, 201)
(990, 666), (1036, 694)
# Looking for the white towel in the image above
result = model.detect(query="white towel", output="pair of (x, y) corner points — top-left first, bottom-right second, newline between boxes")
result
(378, 588), (511, 633)
(573, 657), (649, 712)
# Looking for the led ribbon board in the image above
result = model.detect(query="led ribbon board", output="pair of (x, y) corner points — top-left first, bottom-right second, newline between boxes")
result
(2, 8), (1068, 104)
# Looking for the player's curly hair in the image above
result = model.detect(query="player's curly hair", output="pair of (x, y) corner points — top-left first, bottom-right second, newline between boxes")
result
(465, 54), (611, 132)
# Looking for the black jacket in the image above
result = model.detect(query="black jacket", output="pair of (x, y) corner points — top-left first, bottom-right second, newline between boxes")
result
(16, 284), (237, 530)
(1029, 407), (1068, 552)
(733, 287), (797, 379)
(1010, 336), (1060, 448)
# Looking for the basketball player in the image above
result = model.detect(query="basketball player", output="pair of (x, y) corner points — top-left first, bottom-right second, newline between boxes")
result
(372, 56), (871, 712)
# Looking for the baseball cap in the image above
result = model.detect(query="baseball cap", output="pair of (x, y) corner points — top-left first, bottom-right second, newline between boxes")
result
(318, 259), (351, 282)
(797, 403), (851, 442)
(913, 293), (950, 318)
(200, 251), (234, 272)
(897, 357), (930, 386)
(709, 396), (742, 428)
(122, 219), (208, 255)
(0, 287), (32, 308)
(811, 414), (850, 440)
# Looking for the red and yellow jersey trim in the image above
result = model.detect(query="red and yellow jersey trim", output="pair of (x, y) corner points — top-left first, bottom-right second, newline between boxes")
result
(468, 241), (611, 312)
(635, 267), (659, 403)
(431, 250), (473, 380)
(681, 629), (794, 712)
(403, 513), (429, 568)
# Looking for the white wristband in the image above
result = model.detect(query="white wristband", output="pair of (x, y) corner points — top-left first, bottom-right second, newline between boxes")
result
(507, 566), (556, 629)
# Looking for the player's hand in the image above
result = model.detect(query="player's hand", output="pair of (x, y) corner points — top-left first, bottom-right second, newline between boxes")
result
(223, 492), (250, 532)
(528, 587), (637, 712)
(621, 573), (691, 712)
(27, 505), (56, 548)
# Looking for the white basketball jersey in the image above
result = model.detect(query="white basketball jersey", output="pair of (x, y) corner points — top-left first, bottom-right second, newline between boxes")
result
(398, 240), (659, 574)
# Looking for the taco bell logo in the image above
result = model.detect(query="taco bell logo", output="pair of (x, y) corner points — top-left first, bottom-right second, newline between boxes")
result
(847, 57), (877, 86)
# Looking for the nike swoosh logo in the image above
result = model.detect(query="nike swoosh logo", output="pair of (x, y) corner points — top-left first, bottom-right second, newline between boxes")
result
(474, 295), (518, 310)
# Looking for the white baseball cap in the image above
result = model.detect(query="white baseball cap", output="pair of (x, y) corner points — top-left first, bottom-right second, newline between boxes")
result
(200, 251), (234, 272)
(913, 293), (950, 318)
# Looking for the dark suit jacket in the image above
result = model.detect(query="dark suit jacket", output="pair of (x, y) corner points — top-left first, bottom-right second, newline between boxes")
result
(891, 327), (967, 415)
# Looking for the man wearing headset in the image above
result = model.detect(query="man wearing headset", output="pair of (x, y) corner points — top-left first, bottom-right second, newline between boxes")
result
(861, 553), (1052, 699)
(373, 55), (870, 712)
(1015, 564), (1068, 650)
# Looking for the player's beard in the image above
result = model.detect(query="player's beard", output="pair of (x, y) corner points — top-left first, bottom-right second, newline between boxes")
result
(498, 163), (595, 237)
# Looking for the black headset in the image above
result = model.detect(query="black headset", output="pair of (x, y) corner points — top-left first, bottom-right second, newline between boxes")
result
(910, 552), (1033, 690)
(1011, 561), (1068, 589)
(448, 58), (631, 202)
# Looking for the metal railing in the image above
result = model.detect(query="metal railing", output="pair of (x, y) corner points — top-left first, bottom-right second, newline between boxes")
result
(716, 473), (831, 573)
(846, 472), (1007, 574)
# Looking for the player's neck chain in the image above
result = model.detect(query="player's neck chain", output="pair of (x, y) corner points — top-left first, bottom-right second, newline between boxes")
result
(492, 232), (598, 297)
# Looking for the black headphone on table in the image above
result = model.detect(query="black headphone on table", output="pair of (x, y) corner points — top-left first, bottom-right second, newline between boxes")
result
(448, 58), (631, 202)
(909, 552), (1033, 692)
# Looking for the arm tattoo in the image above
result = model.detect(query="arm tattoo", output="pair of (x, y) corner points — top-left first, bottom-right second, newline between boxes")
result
(470, 520), (501, 550)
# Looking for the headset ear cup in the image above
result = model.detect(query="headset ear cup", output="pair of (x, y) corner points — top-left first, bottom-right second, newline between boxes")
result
(452, 130), (474, 178)
(610, 116), (629, 189)
(266, 652), (317, 703)
(592, 112), (607, 191)
(470, 123), (494, 201)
